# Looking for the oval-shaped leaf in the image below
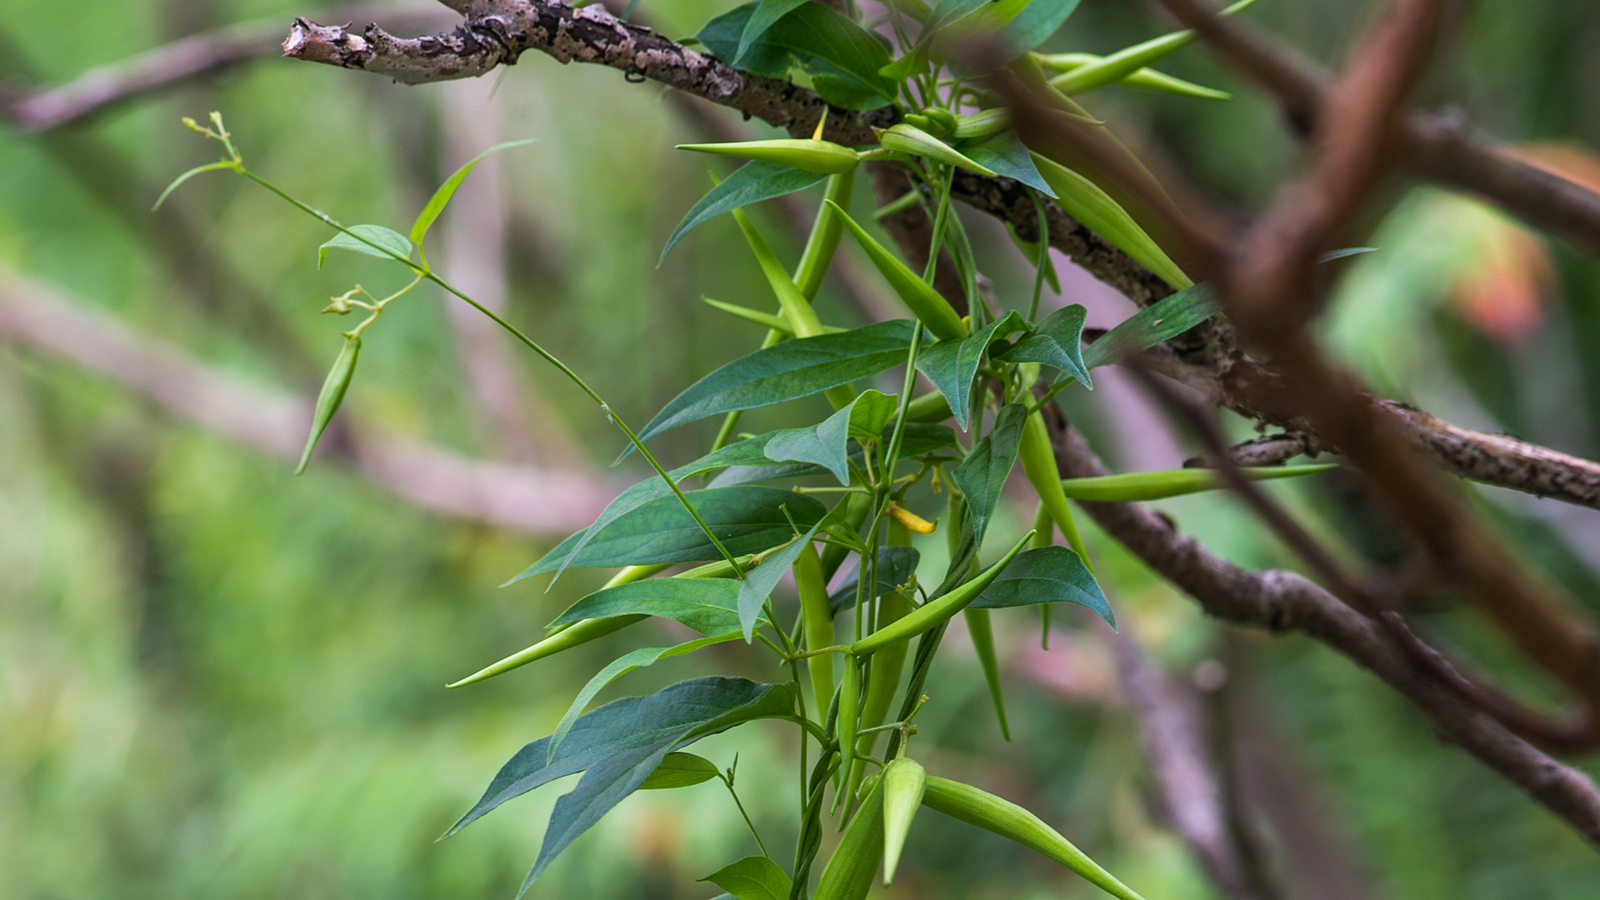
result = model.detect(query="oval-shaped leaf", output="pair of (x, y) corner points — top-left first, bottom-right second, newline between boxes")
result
(317, 223), (412, 268)
(641, 752), (722, 790)
(968, 545), (1111, 626)
(701, 855), (794, 900)
(994, 304), (1091, 385)
(915, 311), (1029, 431)
(1082, 283), (1219, 369)
(950, 403), (1028, 545)
(958, 131), (1057, 197)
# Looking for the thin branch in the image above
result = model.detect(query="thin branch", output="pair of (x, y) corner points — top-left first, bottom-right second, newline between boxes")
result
(1040, 405), (1600, 847)
(0, 272), (613, 534)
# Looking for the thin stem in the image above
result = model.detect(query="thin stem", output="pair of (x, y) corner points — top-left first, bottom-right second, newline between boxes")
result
(1027, 188), (1051, 322)
(719, 771), (771, 859)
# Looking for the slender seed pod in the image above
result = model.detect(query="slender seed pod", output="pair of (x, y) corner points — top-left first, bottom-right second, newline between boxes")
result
(1060, 464), (1337, 502)
(964, 608), (1010, 739)
(602, 563), (673, 589)
(1040, 53), (1232, 101)
(951, 108), (1012, 139)
(795, 543), (836, 721)
(675, 139), (861, 174)
(837, 655), (861, 792)
(922, 108), (958, 135)
(446, 614), (646, 688)
(881, 757), (927, 885)
(1019, 408), (1091, 564)
(921, 776), (1148, 900)
(1042, 0), (1259, 97)
(905, 390), (955, 424)
(794, 169), (857, 301)
(843, 516), (914, 805)
(850, 530), (1034, 656)
(1029, 152), (1192, 290)
(296, 334), (360, 474)
(814, 776), (885, 900)
(826, 200), (968, 341)
(730, 207), (826, 339)
(878, 123), (997, 177)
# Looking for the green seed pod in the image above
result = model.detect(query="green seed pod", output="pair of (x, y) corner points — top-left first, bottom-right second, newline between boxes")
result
(921, 775), (1148, 900)
(922, 107), (958, 135)
(794, 169), (857, 301)
(904, 390), (955, 424)
(1018, 408), (1088, 562)
(826, 200), (968, 341)
(1060, 464), (1337, 502)
(878, 123), (997, 177)
(1040, 53), (1231, 101)
(837, 655), (861, 786)
(446, 614), (646, 688)
(820, 491), (874, 581)
(964, 608), (1010, 740)
(900, 113), (937, 132)
(814, 775), (885, 900)
(1029, 152), (1192, 290)
(296, 334), (360, 475)
(730, 206), (826, 340)
(850, 530), (1033, 656)
(1042, 0), (1259, 98)
(675, 139), (861, 174)
(795, 543), (836, 722)
(857, 771), (881, 804)
(952, 108), (1013, 139)
(881, 757), (926, 885)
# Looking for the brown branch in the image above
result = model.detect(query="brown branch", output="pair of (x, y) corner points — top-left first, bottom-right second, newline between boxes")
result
(0, 272), (613, 534)
(3, 3), (456, 133)
(1041, 406), (1600, 846)
(1153, 0), (1600, 253)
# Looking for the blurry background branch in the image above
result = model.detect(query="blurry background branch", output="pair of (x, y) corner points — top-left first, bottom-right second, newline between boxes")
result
(0, 273), (614, 533)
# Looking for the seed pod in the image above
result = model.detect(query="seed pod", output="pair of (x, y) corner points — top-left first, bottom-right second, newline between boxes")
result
(826, 200), (968, 341)
(1018, 408), (1087, 561)
(675, 139), (861, 174)
(921, 775), (1148, 900)
(922, 107), (958, 135)
(964, 608), (1010, 739)
(296, 335), (360, 474)
(837, 655), (861, 787)
(446, 614), (646, 688)
(819, 491), (874, 581)
(795, 543), (836, 723)
(1029, 152), (1192, 290)
(952, 108), (1012, 139)
(1060, 464), (1337, 502)
(878, 123), (996, 177)
(881, 757), (926, 884)
(793, 170), (856, 301)
(843, 520), (914, 805)
(1043, 0), (1259, 97)
(904, 390), (954, 424)
(850, 530), (1033, 656)
(1040, 53), (1231, 101)
(813, 775), (885, 900)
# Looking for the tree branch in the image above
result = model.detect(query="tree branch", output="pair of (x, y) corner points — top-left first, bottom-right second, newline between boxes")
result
(0, 272), (613, 534)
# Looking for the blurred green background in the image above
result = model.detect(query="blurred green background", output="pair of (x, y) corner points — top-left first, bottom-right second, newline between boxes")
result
(3, 1), (1600, 898)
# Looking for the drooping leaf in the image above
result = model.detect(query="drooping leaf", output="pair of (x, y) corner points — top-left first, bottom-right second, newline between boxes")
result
(736, 0), (810, 65)
(829, 546), (922, 614)
(411, 140), (536, 247)
(765, 390), (897, 483)
(629, 320), (916, 452)
(1082, 283), (1219, 369)
(517, 487), (827, 577)
(737, 523), (821, 641)
(317, 224), (412, 268)
(994, 304), (1091, 385)
(662, 161), (830, 264)
(950, 403), (1028, 544)
(547, 635), (741, 762)
(445, 678), (796, 893)
(701, 856), (794, 900)
(640, 752), (722, 790)
(958, 131), (1056, 197)
(548, 578), (759, 635)
(915, 311), (1030, 431)
(969, 546), (1111, 626)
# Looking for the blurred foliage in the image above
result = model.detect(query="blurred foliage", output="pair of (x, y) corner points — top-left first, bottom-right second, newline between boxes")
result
(4, 0), (1600, 898)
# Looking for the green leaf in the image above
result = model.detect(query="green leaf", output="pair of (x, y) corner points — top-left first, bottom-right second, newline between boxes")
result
(1081, 283), (1219, 369)
(1059, 464), (1337, 501)
(518, 486), (827, 576)
(923, 0), (990, 34)
(737, 0), (809, 65)
(662, 161), (830, 264)
(765, 390), (896, 483)
(737, 523), (820, 641)
(549, 578), (761, 635)
(629, 320), (916, 452)
(950, 403), (1028, 544)
(701, 856), (794, 900)
(969, 546), (1111, 626)
(1030, 152), (1191, 290)
(640, 752), (722, 790)
(945, 0), (1082, 67)
(445, 677), (796, 893)
(915, 311), (1030, 431)
(829, 546), (922, 614)
(994, 304), (1091, 385)
(700, 2), (898, 110)
(547, 635), (741, 762)
(959, 131), (1056, 197)
(317, 224), (412, 268)
(410, 139), (536, 247)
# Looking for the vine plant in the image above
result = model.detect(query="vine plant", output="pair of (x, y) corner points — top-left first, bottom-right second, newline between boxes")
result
(165, 0), (1328, 896)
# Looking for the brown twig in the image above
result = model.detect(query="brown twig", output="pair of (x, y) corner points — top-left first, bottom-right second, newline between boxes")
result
(0, 272), (613, 534)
